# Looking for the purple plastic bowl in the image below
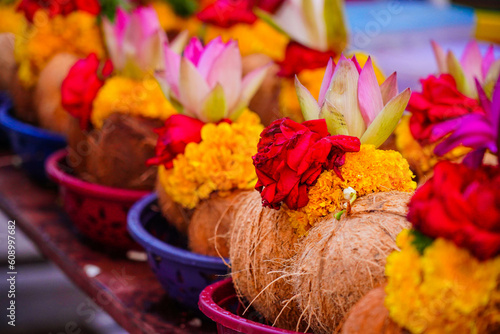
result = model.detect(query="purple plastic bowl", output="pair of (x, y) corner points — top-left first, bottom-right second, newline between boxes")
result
(127, 193), (230, 309)
(199, 278), (301, 334)
(46, 149), (149, 250)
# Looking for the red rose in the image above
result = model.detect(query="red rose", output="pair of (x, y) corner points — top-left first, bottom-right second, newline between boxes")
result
(17, 0), (100, 22)
(253, 118), (360, 210)
(147, 114), (205, 169)
(197, 0), (256, 28)
(277, 42), (337, 78)
(408, 161), (500, 260)
(61, 53), (113, 131)
(255, 0), (285, 13)
(407, 74), (484, 145)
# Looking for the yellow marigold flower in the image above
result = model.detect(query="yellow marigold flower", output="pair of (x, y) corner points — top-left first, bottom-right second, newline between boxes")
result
(395, 114), (470, 179)
(0, 2), (26, 35)
(14, 10), (104, 87)
(158, 111), (263, 209)
(151, 1), (201, 35)
(204, 20), (289, 61)
(284, 145), (416, 235)
(279, 53), (385, 123)
(385, 230), (500, 334)
(91, 76), (176, 128)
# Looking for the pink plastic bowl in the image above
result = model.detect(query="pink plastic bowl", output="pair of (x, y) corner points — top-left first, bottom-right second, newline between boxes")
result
(199, 278), (301, 334)
(45, 149), (150, 250)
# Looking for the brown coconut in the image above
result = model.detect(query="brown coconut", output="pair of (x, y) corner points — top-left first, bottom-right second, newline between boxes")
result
(34, 53), (78, 135)
(341, 286), (403, 334)
(66, 116), (90, 177)
(81, 113), (162, 190)
(0, 33), (16, 91)
(291, 191), (412, 333)
(242, 54), (281, 127)
(156, 176), (193, 235)
(188, 190), (245, 258)
(8, 65), (37, 124)
(230, 190), (309, 332)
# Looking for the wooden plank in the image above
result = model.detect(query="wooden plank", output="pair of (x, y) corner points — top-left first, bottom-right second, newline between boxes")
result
(0, 157), (217, 334)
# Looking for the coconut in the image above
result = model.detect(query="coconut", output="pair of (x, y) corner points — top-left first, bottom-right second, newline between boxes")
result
(77, 113), (162, 190)
(66, 116), (90, 177)
(34, 53), (78, 135)
(188, 190), (245, 258)
(0, 33), (16, 91)
(341, 286), (403, 334)
(242, 54), (281, 127)
(230, 190), (308, 332)
(8, 65), (37, 124)
(156, 177), (193, 235)
(291, 191), (412, 333)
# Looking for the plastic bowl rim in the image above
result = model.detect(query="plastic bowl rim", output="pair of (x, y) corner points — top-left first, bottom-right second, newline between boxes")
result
(199, 278), (301, 334)
(127, 193), (230, 269)
(0, 101), (67, 142)
(45, 149), (150, 202)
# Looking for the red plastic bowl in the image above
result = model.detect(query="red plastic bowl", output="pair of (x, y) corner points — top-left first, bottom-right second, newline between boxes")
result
(199, 278), (301, 334)
(45, 149), (150, 250)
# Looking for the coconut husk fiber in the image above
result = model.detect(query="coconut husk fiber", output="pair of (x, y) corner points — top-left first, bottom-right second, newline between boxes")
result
(291, 191), (412, 334)
(242, 54), (281, 127)
(75, 113), (162, 190)
(188, 190), (246, 258)
(0, 33), (16, 92)
(156, 177), (193, 235)
(341, 285), (403, 334)
(34, 53), (78, 135)
(230, 190), (309, 332)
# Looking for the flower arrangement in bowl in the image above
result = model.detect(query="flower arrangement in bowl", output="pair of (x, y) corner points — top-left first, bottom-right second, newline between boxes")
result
(395, 40), (499, 183)
(342, 77), (500, 334)
(228, 55), (417, 332)
(0, 0), (105, 179)
(149, 35), (270, 258)
(47, 3), (182, 250)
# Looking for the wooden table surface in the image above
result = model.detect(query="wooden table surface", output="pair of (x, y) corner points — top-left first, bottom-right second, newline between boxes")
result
(0, 152), (217, 334)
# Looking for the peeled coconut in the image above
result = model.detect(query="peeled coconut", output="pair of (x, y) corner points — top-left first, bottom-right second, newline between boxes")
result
(76, 113), (162, 190)
(230, 190), (308, 332)
(341, 286), (403, 334)
(34, 53), (77, 135)
(291, 191), (412, 333)
(0, 33), (16, 91)
(188, 190), (245, 258)
(242, 54), (281, 127)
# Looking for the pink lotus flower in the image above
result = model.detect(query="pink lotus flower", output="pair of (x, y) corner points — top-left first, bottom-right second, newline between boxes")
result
(432, 40), (500, 98)
(161, 37), (271, 122)
(295, 55), (411, 148)
(103, 6), (167, 77)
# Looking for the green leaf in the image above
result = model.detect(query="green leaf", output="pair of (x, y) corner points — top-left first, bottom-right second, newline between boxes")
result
(324, 0), (348, 54)
(319, 100), (349, 136)
(99, 0), (125, 22)
(360, 88), (410, 148)
(164, 0), (198, 18)
(295, 76), (320, 121)
(447, 51), (472, 97)
(201, 84), (227, 122)
(409, 230), (434, 255)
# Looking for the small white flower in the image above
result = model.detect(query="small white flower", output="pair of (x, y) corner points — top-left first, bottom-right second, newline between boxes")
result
(343, 187), (356, 201)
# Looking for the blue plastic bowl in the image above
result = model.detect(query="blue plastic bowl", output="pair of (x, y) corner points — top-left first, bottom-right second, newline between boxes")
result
(128, 193), (230, 309)
(0, 95), (66, 180)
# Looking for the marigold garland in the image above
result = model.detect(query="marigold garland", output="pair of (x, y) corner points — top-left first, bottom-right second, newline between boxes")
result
(14, 10), (104, 87)
(385, 229), (500, 334)
(158, 111), (263, 209)
(204, 20), (289, 61)
(0, 2), (25, 34)
(91, 76), (176, 128)
(284, 145), (416, 236)
(395, 115), (470, 177)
